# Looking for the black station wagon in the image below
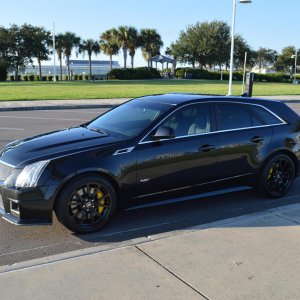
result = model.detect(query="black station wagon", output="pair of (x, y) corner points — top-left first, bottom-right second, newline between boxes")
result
(0, 94), (299, 233)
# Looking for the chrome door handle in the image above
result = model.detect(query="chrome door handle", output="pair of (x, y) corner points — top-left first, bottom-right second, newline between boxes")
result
(250, 136), (264, 143)
(200, 144), (216, 152)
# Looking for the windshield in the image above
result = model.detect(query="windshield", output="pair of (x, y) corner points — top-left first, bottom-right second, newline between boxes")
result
(87, 99), (173, 138)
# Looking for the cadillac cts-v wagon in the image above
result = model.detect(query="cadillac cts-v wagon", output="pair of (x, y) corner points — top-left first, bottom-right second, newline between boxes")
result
(0, 94), (299, 233)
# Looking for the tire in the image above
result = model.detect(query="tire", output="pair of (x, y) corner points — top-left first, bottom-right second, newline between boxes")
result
(55, 175), (117, 233)
(259, 154), (295, 198)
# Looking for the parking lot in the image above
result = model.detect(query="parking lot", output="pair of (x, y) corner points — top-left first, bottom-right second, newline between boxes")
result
(0, 104), (300, 267)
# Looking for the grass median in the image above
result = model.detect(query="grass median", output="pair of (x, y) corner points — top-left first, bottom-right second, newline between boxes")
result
(0, 80), (300, 101)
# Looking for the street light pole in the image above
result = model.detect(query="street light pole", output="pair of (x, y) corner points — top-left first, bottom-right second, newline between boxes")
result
(293, 49), (298, 84)
(228, 0), (252, 96)
(53, 23), (56, 82)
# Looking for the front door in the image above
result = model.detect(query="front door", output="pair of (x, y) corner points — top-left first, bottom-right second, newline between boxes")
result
(135, 103), (218, 199)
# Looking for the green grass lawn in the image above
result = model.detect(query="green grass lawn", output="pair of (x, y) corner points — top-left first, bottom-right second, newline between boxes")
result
(0, 79), (300, 101)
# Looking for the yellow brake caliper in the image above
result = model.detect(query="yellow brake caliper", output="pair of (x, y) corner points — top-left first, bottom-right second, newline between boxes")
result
(267, 167), (273, 180)
(97, 190), (105, 214)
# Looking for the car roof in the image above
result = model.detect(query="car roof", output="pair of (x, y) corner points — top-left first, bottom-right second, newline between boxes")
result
(133, 93), (299, 125)
(134, 93), (281, 106)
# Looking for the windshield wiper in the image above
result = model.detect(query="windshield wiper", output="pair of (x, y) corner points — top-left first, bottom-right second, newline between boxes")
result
(88, 127), (108, 135)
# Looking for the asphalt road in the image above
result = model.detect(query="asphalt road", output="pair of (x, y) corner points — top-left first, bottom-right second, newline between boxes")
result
(0, 105), (300, 267)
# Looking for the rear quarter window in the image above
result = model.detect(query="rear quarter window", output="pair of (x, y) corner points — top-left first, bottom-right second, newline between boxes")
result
(249, 105), (283, 125)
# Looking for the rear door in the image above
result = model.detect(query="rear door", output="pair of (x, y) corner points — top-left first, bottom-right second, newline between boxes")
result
(214, 102), (273, 179)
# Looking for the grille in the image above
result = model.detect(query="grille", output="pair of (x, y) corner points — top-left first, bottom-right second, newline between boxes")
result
(0, 194), (3, 209)
(0, 161), (14, 181)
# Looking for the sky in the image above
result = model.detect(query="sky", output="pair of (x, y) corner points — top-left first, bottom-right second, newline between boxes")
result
(1, 0), (300, 67)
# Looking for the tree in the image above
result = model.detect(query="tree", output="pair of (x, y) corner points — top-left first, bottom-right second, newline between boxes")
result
(168, 21), (231, 69)
(127, 27), (140, 68)
(254, 47), (277, 72)
(61, 32), (81, 80)
(113, 26), (133, 68)
(167, 21), (255, 71)
(53, 33), (65, 80)
(0, 27), (10, 76)
(79, 39), (100, 80)
(29, 25), (51, 80)
(1, 24), (38, 80)
(232, 34), (255, 70)
(275, 46), (299, 73)
(100, 29), (119, 71)
(140, 28), (163, 68)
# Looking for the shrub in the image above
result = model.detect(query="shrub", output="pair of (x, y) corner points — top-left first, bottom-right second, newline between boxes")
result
(108, 67), (161, 80)
(9, 75), (14, 81)
(42, 76), (47, 81)
(73, 74), (78, 80)
(48, 75), (53, 81)
(23, 75), (28, 81)
(175, 68), (295, 84)
(79, 74), (83, 80)
(64, 75), (68, 80)
(84, 74), (89, 80)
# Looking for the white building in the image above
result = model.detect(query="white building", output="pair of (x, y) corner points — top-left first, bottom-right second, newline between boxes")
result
(24, 60), (120, 76)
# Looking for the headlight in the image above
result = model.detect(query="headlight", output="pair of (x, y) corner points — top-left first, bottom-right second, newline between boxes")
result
(15, 160), (50, 188)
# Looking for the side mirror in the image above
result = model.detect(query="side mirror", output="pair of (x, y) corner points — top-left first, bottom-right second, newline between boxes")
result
(152, 126), (175, 141)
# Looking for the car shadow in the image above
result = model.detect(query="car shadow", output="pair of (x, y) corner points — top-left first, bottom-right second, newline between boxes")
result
(75, 179), (300, 244)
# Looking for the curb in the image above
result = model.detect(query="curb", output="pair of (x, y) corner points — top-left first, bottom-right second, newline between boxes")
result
(0, 104), (116, 112)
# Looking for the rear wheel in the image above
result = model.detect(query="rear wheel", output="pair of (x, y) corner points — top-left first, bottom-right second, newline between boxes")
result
(259, 154), (295, 198)
(55, 175), (117, 233)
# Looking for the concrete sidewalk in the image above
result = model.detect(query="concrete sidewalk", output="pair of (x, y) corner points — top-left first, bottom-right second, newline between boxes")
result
(1, 203), (300, 300)
(0, 95), (300, 111)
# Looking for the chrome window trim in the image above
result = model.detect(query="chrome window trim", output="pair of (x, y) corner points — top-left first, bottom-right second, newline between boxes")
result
(138, 100), (287, 145)
(134, 173), (253, 199)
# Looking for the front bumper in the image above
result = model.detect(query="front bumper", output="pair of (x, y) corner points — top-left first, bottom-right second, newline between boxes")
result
(0, 181), (57, 225)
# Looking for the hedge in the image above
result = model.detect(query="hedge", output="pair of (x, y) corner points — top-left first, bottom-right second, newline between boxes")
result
(175, 67), (296, 83)
(108, 67), (161, 80)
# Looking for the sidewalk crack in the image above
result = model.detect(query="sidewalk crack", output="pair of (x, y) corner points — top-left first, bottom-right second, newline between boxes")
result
(135, 245), (211, 300)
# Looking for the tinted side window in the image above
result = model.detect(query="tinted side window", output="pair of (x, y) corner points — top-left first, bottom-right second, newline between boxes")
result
(162, 103), (211, 137)
(217, 104), (253, 130)
(249, 105), (283, 125)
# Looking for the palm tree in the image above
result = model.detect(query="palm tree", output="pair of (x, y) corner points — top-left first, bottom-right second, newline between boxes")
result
(54, 33), (65, 80)
(61, 32), (81, 80)
(79, 39), (100, 80)
(128, 27), (139, 68)
(114, 26), (138, 69)
(140, 29), (163, 68)
(100, 29), (119, 71)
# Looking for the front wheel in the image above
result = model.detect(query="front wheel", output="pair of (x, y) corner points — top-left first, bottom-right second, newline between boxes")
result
(259, 154), (295, 198)
(55, 175), (117, 233)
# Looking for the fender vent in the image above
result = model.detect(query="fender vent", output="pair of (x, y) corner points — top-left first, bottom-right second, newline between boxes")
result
(113, 147), (135, 156)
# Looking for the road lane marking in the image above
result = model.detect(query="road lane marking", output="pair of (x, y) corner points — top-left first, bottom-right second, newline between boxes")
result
(0, 243), (66, 257)
(0, 115), (88, 121)
(0, 127), (24, 131)
(96, 221), (178, 238)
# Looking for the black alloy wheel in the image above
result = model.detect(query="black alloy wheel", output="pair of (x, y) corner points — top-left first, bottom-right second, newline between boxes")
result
(260, 154), (295, 198)
(55, 175), (117, 233)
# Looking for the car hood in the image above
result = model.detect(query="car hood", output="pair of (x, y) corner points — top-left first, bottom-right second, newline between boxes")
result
(0, 126), (122, 167)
